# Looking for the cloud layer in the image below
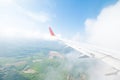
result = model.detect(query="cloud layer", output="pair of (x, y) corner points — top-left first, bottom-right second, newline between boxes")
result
(85, 1), (120, 54)
(0, 0), (53, 40)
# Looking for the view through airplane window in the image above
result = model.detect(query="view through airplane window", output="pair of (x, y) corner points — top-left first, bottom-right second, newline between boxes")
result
(0, 0), (120, 80)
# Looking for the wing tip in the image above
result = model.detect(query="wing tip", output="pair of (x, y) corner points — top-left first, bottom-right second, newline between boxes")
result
(49, 27), (55, 36)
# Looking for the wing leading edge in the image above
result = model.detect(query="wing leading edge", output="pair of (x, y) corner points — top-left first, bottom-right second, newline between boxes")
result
(49, 27), (120, 75)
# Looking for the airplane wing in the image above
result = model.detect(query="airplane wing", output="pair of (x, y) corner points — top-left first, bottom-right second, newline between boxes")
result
(49, 27), (120, 75)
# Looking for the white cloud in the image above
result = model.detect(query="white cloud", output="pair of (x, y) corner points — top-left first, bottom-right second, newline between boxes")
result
(26, 11), (50, 23)
(70, 32), (85, 44)
(14, 3), (51, 23)
(0, 27), (50, 40)
(85, 1), (120, 55)
(0, 0), (53, 40)
(0, 0), (14, 6)
(0, 13), (50, 40)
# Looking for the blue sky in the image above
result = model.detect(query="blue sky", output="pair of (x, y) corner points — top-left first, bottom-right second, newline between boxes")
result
(53, 0), (118, 36)
(0, 0), (118, 39)
(17, 0), (117, 37)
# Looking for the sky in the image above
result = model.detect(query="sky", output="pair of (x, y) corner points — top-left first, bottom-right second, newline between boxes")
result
(0, 0), (120, 52)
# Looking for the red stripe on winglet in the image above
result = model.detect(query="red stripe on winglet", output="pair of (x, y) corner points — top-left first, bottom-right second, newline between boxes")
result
(49, 27), (55, 36)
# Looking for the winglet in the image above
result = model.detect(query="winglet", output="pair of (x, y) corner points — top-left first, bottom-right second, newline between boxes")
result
(49, 27), (55, 36)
